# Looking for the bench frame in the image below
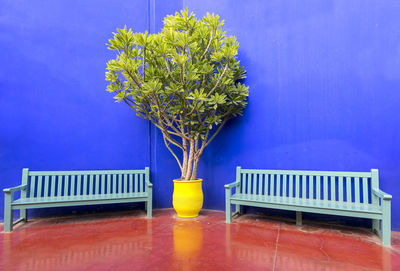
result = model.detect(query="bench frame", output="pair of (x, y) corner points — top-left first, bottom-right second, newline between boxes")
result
(4, 167), (152, 232)
(225, 167), (392, 246)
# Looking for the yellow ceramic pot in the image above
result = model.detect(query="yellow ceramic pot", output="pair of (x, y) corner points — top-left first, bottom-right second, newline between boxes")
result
(172, 179), (203, 218)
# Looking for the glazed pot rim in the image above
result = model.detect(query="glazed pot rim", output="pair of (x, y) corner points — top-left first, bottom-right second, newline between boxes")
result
(173, 178), (203, 183)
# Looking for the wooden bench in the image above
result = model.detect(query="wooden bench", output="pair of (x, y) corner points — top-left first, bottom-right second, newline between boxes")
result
(225, 167), (392, 245)
(3, 167), (152, 232)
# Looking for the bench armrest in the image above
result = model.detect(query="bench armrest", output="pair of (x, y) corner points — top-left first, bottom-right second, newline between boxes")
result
(3, 184), (28, 193)
(225, 181), (240, 189)
(145, 180), (153, 188)
(372, 188), (392, 200)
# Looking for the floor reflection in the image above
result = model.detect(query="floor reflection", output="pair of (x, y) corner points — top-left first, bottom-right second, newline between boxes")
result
(1, 210), (399, 271)
(173, 219), (203, 270)
(225, 223), (276, 270)
(225, 219), (395, 271)
(2, 216), (152, 271)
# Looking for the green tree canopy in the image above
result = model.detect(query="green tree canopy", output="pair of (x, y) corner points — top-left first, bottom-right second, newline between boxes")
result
(106, 9), (249, 180)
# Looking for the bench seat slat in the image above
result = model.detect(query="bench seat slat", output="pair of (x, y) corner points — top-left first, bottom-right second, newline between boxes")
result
(12, 193), (149, 205)
(231, 194), (382, 215)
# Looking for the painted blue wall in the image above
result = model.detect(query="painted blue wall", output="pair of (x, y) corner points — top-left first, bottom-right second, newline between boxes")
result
(1, 0), (399, 231)
(0, 0), (151, 218)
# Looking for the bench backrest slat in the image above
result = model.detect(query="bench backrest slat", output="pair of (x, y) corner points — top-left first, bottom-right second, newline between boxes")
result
(362, 177), (369, 204)
(338, 177), (343, 202)
(330, 177), (336, 201)
(24, 169), (148, 199)
(139, 173), (143, 193)
(29, 176), (35, 198)
(346, 177), (352, 202)
(322, 176), (327, 200)
(36, 176), (42, 197)
(77, 175), (81, 195)
(134, 173), (138, 193)
(43, 176), (50, 197)
(107, 175), (111, 194)
(237, 167), (376, 206)
(355, 177), (360, 203)
(282, 175), (287, 197)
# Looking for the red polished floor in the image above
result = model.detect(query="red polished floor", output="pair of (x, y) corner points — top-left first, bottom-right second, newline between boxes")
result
(1, 209), (400, 271)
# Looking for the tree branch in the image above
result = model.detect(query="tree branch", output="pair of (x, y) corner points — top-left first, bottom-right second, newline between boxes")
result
(162, 132), (183, 170)
(206, 62), (229, 97)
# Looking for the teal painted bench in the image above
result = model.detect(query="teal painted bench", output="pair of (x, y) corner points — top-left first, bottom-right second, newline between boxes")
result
(225, 167), (392, 245)
(3, 167), (152, 232)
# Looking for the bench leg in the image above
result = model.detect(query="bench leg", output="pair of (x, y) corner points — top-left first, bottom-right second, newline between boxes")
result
(4, 194), (13, 232)
(382, 200), (391, 246)
(235, 204), (241, 215)
(225, 196), (232, 223)
(146, 200), (152, 218)
(296, 211), (302, 226)
(372, 219), (379, 235)
(20, 208), (27, 222)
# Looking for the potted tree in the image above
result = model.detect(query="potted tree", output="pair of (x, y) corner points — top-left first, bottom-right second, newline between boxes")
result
(105, 9), (249, 218)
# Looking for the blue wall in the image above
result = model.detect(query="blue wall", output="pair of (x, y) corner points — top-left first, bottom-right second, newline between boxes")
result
(0, 0), (151, 218)
(1, 0), (400, 231)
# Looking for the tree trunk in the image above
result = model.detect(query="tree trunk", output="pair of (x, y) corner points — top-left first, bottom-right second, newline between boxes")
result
(184, 139), (194, 180)
(191, 155), (199, 180)
(181, 138), (188, 179)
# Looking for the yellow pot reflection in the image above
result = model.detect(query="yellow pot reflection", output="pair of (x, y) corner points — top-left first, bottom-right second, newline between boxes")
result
(173, 220), (203, 259)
